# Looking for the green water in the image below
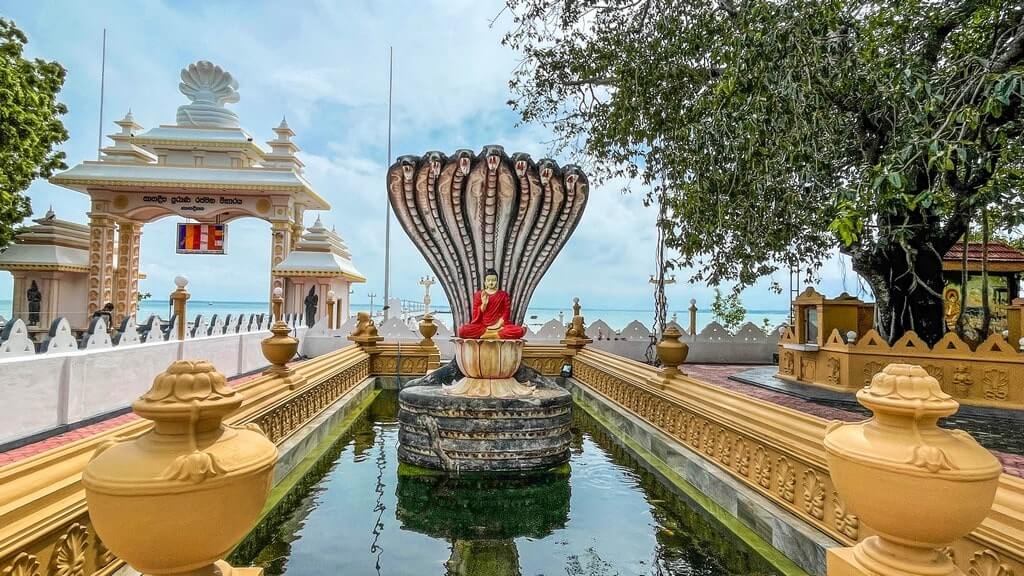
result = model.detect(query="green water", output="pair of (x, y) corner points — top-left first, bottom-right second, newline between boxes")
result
(233, 391), (784, 576)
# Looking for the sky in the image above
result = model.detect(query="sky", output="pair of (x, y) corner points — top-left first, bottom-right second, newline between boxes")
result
(0, 0), (865, 313)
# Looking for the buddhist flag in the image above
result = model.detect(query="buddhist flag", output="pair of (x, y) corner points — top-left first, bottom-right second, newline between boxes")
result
(176, 223), (227, 254)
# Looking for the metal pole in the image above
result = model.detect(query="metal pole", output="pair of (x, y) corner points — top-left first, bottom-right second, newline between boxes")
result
(383, 46), (394, 320)
(97, 28), (107, 160)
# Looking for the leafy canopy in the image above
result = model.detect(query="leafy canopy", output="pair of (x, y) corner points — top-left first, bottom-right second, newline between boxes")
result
(0, 18), (68, 248)
(504, 0), (1024, 290)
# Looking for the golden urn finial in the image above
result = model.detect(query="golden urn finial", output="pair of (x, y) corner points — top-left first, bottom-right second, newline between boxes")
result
(83, 360), (277, 576)
(418, 313), (438, 346)
(824, 363), (1002, 576)
(261, 287), (300, 384)
(656, 325), (688, 378)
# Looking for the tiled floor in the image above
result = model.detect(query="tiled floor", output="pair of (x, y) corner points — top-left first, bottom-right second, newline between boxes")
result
(685, 364), (1024, 479)
(0, 367), (270, 468)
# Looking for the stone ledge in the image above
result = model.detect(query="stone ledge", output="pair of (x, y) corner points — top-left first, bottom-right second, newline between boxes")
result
(567, 378), (834, 576)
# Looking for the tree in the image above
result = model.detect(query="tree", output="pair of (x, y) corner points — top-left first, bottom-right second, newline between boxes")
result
(503, 0), (1024, 345)
(0, 18), (68, 249)
(710, 287), (746, 332)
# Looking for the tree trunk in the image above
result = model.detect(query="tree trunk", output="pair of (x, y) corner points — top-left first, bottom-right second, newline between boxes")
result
(980, 208), (991, 339)
(849, 241), (948, 346)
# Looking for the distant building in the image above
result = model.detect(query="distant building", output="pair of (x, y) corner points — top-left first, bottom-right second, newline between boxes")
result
(0, 209), (90, 331)
(942, 241), (1024, 338)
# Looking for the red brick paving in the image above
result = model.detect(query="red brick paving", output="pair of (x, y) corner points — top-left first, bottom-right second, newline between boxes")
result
(0, 368), (270, 469)
(685, 364), (1024, 479)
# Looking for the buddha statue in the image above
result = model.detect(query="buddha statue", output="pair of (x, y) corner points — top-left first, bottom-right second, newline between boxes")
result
(457, 269), (526, 340)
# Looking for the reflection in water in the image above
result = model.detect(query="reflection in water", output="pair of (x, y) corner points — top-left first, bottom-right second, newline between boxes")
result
(396, 466), (570, 575)
(233, 390), (783, 576)
(371, 427), (387, 575)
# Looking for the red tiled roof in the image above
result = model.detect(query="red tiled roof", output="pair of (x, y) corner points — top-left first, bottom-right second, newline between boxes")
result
(944, 242), (1024, 263)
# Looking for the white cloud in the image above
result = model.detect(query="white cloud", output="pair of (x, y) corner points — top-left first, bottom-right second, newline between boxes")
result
(0, 0), (859, 318)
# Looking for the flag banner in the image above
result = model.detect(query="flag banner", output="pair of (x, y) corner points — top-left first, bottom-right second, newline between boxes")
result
(176, 223), (227, 254)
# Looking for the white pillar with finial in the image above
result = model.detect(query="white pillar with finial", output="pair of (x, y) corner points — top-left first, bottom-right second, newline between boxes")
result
(419, 276), (435, 315)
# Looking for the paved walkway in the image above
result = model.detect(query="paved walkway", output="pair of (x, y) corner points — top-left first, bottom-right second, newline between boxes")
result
(685, 364), (1024, 479)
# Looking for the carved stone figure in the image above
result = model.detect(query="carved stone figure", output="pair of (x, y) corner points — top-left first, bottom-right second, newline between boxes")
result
(457, 269), (525, 340)
(943, 287), (961, 331)
(176, 60), (240, 128)
(26, 281), (42, 325)
(304, 286), (318, 328)
(390, 146), (584, 473)
(387, 147), (588, 328)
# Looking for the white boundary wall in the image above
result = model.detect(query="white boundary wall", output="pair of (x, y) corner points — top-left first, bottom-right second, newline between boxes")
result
(0, 327), (307, 447)
(303, 317), (783, 365)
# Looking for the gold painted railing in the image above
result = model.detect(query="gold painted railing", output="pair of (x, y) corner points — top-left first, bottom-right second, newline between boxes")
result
(571, 347), (1024, 574)
(0, 343), (400, 576)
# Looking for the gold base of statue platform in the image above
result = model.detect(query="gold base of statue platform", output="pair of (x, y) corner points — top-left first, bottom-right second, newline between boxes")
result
(397, 338), (571, 473)
(442, 338), (535, 398)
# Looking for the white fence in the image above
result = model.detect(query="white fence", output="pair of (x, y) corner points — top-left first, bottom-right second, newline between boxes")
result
(301, 315), (782, 365)
(0, 313), (307, 448)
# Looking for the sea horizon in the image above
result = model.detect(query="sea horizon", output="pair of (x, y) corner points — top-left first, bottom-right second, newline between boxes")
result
(0, 298), (790, 332)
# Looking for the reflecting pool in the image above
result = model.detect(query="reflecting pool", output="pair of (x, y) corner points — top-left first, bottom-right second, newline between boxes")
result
(233, 391), (784, 576)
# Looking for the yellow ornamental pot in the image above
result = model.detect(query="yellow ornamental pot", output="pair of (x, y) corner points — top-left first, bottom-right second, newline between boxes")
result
(824, 363), (1002, 576)
(656, 325), (688, 375)
(83, 361), (277, 576)
(261, 322), (298, 368)
(419, 315), (438, 344)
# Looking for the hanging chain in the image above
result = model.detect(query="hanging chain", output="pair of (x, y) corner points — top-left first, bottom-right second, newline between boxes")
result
(645, 190), (669, 365)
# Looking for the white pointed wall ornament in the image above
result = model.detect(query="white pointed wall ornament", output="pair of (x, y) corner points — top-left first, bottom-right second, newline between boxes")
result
(0, 319), (36, 357)
(176, 60), (241, 128)
(191, 315), (210, 339)
(81, 318), (113, 350)
(141, 316), (165, 343)
(44, 317), (79, 352)
(208, 314), (226, 336)
(115, 316), (142, 346)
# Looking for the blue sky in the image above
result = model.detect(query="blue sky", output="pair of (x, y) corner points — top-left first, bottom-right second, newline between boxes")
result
(0, 0), (864, 313)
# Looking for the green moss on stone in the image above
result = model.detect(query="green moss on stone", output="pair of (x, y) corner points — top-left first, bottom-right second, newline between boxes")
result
(229, 388), (380, 565)
(573, 397), (809, 576)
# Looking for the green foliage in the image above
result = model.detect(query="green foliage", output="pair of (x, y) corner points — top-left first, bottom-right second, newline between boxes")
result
(0, 18), (68, 249)
(710, 288), (746, 331)
(504, 0), (1024, 343)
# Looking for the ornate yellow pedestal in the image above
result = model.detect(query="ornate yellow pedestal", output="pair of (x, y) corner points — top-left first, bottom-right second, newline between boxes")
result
(83, 360), (277, 576)
(444, 338), (535, 398)
(824, 364), (1002, 576)
(261, 287), (302, 388)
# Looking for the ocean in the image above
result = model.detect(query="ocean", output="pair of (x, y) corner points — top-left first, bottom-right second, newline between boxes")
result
(0, 299), (789, 333)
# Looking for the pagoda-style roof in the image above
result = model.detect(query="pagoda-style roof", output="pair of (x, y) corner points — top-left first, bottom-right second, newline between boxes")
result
(49, 60), (330, 213)
(0, 209), (90, 272)
(273, 217), (365, 282)
(943, 242), (1024, 273)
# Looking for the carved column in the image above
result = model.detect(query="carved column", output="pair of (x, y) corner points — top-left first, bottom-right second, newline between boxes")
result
(10, 272), (26, 321)
(269, 220), (291, 312)
(114, 220), (143, 324)
(87, 210), (117, 317)
(291, 204), (305, 251)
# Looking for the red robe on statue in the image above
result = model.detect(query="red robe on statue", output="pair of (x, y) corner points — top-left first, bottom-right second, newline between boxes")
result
(457, 289), (526, 339)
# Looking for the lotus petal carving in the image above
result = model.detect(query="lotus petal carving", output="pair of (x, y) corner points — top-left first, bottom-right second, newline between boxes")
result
(387, 146), (589, 326)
